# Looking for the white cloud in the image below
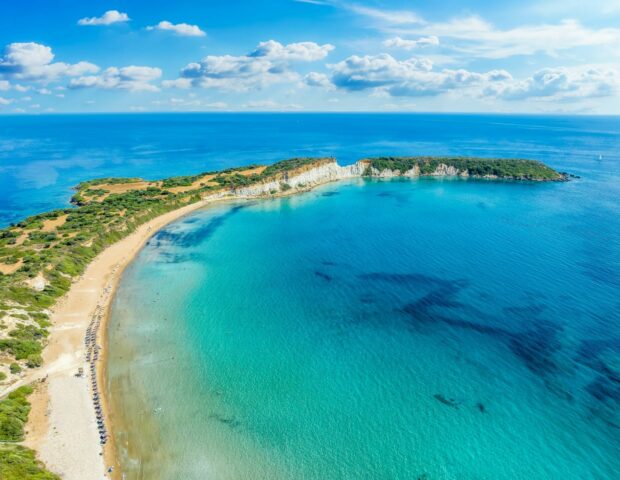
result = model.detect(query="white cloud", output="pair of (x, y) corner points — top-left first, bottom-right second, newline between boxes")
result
(249, 40), (334, 61)
(328, 52), (619, 102)
(154, 97), (229, 109)
(383, 36), (439, 50)
(0, 96), (12, 105)
(78, 10), (130, 26)
(147, 21), (206, 37)
(14, 84), (30, 92)
(0, 42), (99, 82)
(347, 5), (425, 25)
(0, 80), (9, 91)
(69, 66), (162, 92)
(328, 53), (510, 97)
(488, 66), (620, 101)
(242, 100), (303, 110)
(204, 101), (228, 109)
(37, 88), (52, 95)
(412, 17), (620, 59)
(347, 4), (620, 59)
(168, 40), (334, 91)
(294, 0), (331, 5)
(304, 72), (333, 88)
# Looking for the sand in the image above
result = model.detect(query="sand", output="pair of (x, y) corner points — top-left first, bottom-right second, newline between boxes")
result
(18, 199), (211, 480)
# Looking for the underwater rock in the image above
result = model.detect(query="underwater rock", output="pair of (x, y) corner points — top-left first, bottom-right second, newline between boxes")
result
(433, 394), (460, 408)
(209, 413), (241, 430)
(314, 271), (333, 281)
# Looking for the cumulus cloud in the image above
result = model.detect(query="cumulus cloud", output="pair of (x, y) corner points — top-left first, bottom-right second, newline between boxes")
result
(383, 36), (439, 50)
(0, 80), (9, 91)
(0, 96), (12, 105)
(488, 66), (620, 101)
(328, 53), (510, 97)
(326, 51), (619, 102)
(68, 66), (162, 92)
(303, 72), (332, 88)
(147, 21), (206, 37)
(249, 40), (334, 61)
(78, 10), (130, 26)
(0, 42), (99, 82)
(167, 40), (334, 90)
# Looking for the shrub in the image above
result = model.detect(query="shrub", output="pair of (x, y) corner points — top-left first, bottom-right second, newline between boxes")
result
(0, 385), (33, 441)
(0, 445), (60, 479)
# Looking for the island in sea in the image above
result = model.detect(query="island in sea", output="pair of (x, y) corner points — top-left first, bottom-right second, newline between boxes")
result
(0, 156), (565, 479)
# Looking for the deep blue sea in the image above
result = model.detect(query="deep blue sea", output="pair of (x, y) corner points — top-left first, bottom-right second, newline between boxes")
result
(2, 114), (619, 479)
(0, 113), (618, 226)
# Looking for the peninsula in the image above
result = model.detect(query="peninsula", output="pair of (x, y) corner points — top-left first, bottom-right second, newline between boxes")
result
(0, 156), (565, 479)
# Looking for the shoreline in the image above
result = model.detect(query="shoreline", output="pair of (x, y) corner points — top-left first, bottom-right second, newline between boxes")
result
(4, 157), (566, 479)
(24, 198), (213, 479)
(22, 185), (328, 480)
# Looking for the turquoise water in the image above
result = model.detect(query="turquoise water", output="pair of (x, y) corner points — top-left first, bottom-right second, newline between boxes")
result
(108, 173), (620, 478)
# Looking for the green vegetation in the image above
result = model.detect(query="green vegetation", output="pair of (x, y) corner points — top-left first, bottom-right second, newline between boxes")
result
(0, 383), (58, 479)
(0, 445), (60, 480)
(0, 385), (32, 442)
(0, 372), (6, 381)
(9, 363), (21, 374)
(262, 157), (332, 177)
(365, 156), (563, 181)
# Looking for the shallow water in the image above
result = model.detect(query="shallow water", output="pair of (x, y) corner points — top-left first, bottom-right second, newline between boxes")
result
(107, 167), (620, 478)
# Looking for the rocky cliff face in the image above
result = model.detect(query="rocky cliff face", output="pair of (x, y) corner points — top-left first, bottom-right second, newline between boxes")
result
(368, 162), (473, 178)
(226, 159), (368, 198)
(205, 159), (483, 201)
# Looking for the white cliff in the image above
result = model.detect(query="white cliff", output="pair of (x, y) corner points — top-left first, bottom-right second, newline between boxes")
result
(202, 158), (490, 202)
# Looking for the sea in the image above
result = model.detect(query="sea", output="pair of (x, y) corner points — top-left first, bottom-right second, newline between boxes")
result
(1, 114), (619, 479)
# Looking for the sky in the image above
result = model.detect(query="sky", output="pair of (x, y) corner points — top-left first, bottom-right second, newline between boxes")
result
(1, 0), (619, 114)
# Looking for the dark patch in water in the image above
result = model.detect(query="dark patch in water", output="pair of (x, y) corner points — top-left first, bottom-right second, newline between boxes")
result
(359, 293), (376, 304)
(314, 271), (333, 282)
(148, 205), (246, 262)
(359, 272), (469, 291)
(433, 394), (460, 408)
(586, 379), (620, 404)
(476, 402), (486, 413)
(575, 338), (620, 405)
(321, 191), (339, 197)
(503, 304), (547, 318)
(508, 321), (563, 376)
(209, 413), (241, 430)
(321, 260), (337, 266)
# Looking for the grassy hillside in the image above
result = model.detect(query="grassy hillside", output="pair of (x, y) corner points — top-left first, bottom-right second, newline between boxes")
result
(365, 156), (564, 180)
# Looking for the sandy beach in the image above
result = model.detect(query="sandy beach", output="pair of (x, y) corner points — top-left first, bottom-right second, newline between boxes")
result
(19, 198), (211, 480)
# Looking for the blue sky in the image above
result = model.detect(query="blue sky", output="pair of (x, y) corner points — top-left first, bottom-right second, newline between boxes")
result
(1, 0), (619, 113)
